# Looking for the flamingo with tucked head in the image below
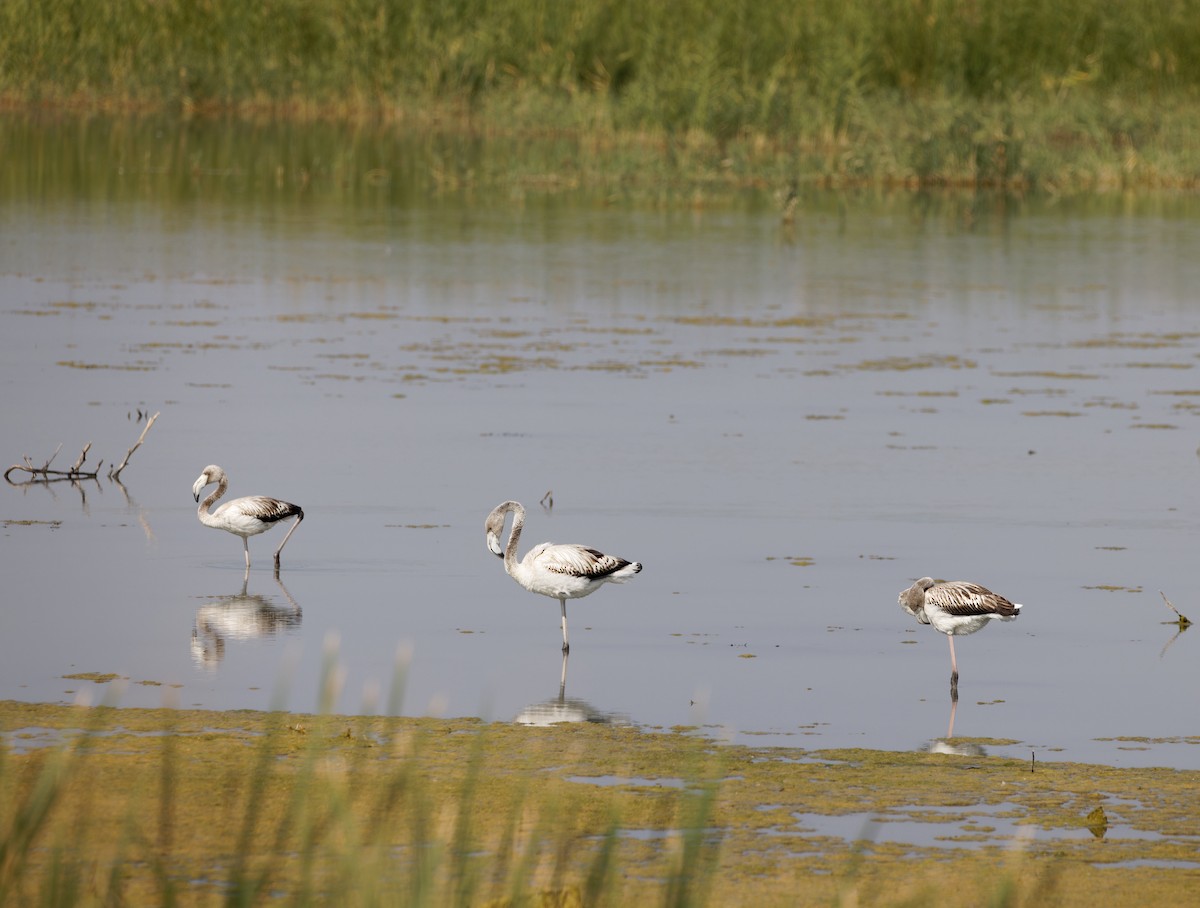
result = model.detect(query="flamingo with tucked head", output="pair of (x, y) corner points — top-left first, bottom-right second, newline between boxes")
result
(899, 576), (1022, 698)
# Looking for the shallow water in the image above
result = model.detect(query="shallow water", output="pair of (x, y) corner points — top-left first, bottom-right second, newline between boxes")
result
(3, 116), (1200, 769)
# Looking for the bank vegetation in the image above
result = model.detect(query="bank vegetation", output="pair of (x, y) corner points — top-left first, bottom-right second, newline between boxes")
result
(3, 0), (1200, 192)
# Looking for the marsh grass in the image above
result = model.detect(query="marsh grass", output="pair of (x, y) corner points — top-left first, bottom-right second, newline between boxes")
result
(6, 692), (1200, 907)
(2, 0), (1200, 190)
(0, 661), (725, 907)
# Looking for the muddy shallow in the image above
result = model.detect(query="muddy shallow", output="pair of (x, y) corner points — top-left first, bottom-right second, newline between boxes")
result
(3, 118), (1200, 770)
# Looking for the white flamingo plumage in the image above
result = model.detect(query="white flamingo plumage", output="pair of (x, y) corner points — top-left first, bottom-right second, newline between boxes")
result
(192, 465), (304, 570)
(899, 577), (1022, 698)
(485, 500), (642, 652)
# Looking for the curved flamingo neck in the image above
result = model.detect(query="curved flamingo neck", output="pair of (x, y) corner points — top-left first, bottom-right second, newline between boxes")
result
(198, 474), (228, 524)
(503, 501), (526, 577)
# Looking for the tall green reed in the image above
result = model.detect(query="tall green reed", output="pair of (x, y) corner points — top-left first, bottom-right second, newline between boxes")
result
(4, 0), (1199, 190)
(3, 0), (1198, 126)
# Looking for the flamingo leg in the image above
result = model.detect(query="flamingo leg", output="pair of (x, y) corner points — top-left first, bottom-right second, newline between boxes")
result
(948, 635), (959, 700)
(273, 514), (304, 569)
(560, 598), (570, 653)
(243, 537), (251, 569)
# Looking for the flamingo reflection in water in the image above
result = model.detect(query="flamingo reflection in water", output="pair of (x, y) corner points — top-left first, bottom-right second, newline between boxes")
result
(191, 571), (302, 670)
(925, 698), (988, 757)
(513, 652), (632, 727)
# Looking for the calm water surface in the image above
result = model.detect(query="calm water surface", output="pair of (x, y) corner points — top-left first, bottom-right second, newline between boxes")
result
(3, 116), (1200, 769)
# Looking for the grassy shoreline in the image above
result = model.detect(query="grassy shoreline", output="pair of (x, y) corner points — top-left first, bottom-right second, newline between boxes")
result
(3, 699), (1199, 905)
(3, 0), (1200, 192)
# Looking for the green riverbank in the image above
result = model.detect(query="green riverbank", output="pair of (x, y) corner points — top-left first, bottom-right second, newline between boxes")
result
(3, 0), (1200, 193)
(2, 700), (1198, 905)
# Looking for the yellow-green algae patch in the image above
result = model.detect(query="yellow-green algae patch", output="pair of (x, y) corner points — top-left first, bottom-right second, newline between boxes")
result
(849, 355), (976, 372)
(1, 701), (1198, 906)
(61, 672), (125, 683)
(993, 370), (1101, 380)
(55, 360), (158, 371)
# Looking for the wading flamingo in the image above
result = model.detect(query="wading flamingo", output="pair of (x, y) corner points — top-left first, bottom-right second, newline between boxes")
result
(485, 500), (641, 652)
(193, 465), (303, 570)
(899, 577), (1021, 699)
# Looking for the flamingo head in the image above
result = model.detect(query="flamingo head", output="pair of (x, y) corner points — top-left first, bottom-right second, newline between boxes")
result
(192, 464), (224, 502)
(898, 576), (935, 624)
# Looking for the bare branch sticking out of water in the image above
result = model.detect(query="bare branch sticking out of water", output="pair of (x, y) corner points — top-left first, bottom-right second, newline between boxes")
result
(1159, 591), (1193, 628)
(110, 411), (159, 481)
(70, 442), (92, 473)
(540, 489), (553, 510)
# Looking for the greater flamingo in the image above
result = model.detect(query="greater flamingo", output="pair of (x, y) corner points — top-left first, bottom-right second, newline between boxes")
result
(192, 465), (303, 570)
(899, 577), (1022, 698)
(485, 500), (641, 652)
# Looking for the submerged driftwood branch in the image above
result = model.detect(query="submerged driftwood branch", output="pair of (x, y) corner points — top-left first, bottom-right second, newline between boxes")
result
(4, 412), (160, 484)
(6, 443), (102, 481)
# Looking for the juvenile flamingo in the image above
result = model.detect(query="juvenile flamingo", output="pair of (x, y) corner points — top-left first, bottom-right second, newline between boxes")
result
(898, 577), (1022, 698)
(485, 500), (642, 652)
(192, 465), (303, 570)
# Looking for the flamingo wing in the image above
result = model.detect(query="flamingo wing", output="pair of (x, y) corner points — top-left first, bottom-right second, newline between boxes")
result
(216, 496), (302, 524)
(929, 581), (1017, 617)
(535, 543), (633, 579)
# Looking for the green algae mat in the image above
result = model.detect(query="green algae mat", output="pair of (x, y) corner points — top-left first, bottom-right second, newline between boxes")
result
(1, 700), (1197, 906)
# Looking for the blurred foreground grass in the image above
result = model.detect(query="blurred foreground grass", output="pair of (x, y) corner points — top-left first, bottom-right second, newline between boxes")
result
(2, 696), (1199, 906)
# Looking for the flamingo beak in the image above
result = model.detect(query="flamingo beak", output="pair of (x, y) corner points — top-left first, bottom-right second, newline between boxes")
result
(486, 530), (503, 556)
